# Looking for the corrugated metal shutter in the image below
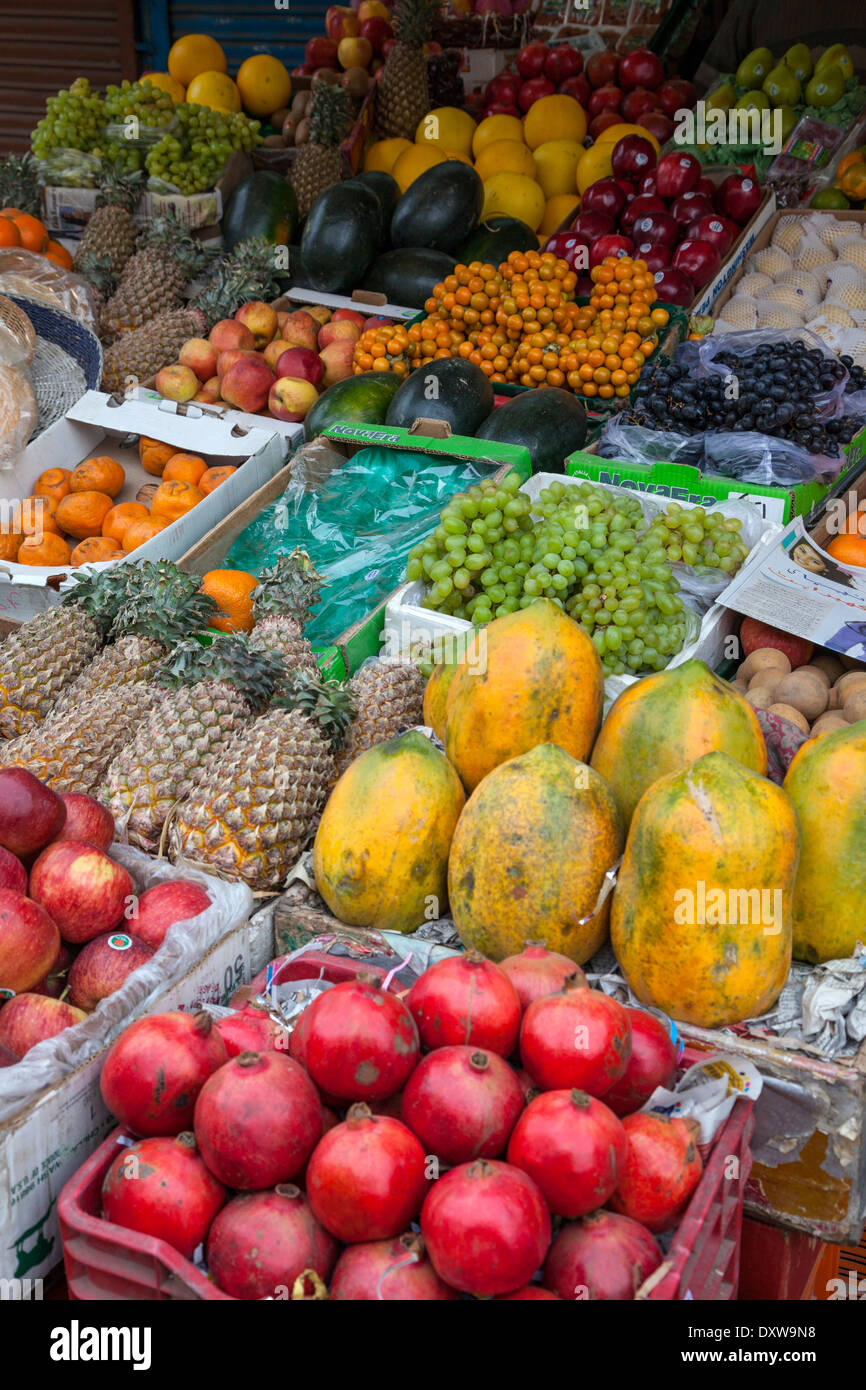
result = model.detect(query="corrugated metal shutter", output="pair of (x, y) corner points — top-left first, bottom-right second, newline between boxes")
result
(138, 0), (329, 75)
(0, 0), (137, 153)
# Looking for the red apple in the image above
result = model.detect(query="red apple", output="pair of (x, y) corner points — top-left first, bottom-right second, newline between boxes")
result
(542, 233), (590, 272)
(620, 88), (658, 123)
(696, 176), (717, 201)
(332, 307), (367, 328)
(689, 214), (736, 255)
(485, 72), (521, 105)
(56, 792), (115, 851)
(275, 346), (324, 388)
(0, 889), (60, 992)
(484, 102), (522, 119)
(588, 84), (623, 118)
(29, 840), (132, 945)
(620, 192), (666, 234)
(585, 50), (618, 88)
(380, 38), (396, 60)
(516, 42), (549, 79)
(558, 73), (590, 106)
(582, 177), (627, 220)
(672, 237), (721, 288)
(655, 151), (701, 199)
(652, 265), (695, 306)
(670, 190), (714, 227)
(0, 768), (66, 857)
(655, 77), (696, 118)
(618, 47), (664, 92)
(634, 242), (671, 272)
(610, 134), (657, 180)
(636, 171), (658, 196)
(129, 880), (213, 951)
(740, 619), (813, 666)
(570, 210), (617, 245)
(589, 233), (634, 268)
(359, 16), (393, 54)
(545, 45), (582, 85)
(31, 943), (74, 999)
(0, 993), (87, 1058)
(631, 210), (678, 246)
(588, 110), (623, 140)
(67, 931), (154, 1012)
(325, 6), (360, 41)
(518, 76), (555, 111)
(637, 110), (675, 144)
(0, 845), (26, 894)
(305, 36), (339, 68)
(716, 173), (762, 224)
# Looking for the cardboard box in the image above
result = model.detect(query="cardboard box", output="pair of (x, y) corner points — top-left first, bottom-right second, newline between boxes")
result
(0, 907), (274, 1286)
(710, 207), (866, 320)
(459, 47), (514, 90)
(0, 392), (286, 624)
(133, 382), (304, 446)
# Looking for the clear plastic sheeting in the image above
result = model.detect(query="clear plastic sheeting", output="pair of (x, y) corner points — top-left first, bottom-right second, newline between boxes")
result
(597, 418), (842, 488)
(226, 446), (498, 647)
(679, 328), (849, 419)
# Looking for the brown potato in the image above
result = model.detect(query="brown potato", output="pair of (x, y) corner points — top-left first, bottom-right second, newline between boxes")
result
(842, 690), (866, 724)
(811, 712), (850, 736)
(748, 669), (783, 699)
(773, 672), (828, 721)
(739, 648), (791, 682)
(836, 671), (866, 701)
(767, 703), (810, 734)
(746, 686), (778, 710)
(796, 663), (831, 688)
(810, 651), (846, 684)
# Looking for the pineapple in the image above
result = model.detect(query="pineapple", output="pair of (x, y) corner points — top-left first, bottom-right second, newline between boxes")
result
(191, 237), (286, 330)
(99, 212), (214, 343)
(249, 548), (322, 684)
(0, 154), (41, 218)
(170, 671), (353, 890)
(335, 656), (425, 776)
(376, 0), (441, 140)
(0, 681), (164, 795)
(74, 159), (145, 282)
(290, 84), (352, 219)
(0, 566), (135, 739)
(102, 635), (284, 854)
(101, 307), (206, 393)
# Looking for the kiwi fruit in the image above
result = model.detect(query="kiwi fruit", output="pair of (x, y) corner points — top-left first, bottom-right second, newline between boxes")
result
(739, 648), (791, 682)
(261, 133), (286, 147)
(341, 66), (371, 98)
(292, 90), (311, 113)
(295, 117), (311, 146)
(767, 703), (810, 734)
(270, 106), (291, 130)
(773, 672), (828, 721)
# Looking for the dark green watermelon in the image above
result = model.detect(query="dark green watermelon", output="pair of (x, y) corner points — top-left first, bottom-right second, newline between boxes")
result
(457, 215), (539, 266)
(476, 388), (588, 474)
(390, 161), (484, 254)
(300, 182), (382, 293)
(222, 171), (298, 253)
(385, 358), (494, 435)
(362, 247), (457, 309)
(304, 371), (401, 442)
(350, 170), (400, 246)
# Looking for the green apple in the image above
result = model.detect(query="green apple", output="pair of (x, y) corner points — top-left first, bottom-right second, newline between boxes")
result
(783, 43), (813, 83)
(806, 67), (846, 107)
(735, 46), (775, 90)
(763, 64), (801, 107)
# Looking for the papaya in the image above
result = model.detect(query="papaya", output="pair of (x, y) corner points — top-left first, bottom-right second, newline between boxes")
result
(611, 752), (799, 1028)
(312, 729), (465, 934)
(423, 660), (458, 741)
(448, 743), (624, 963)
(590, 659), (768, 827)
(783, 720), (866, 963)
(444, 599), (603, 792)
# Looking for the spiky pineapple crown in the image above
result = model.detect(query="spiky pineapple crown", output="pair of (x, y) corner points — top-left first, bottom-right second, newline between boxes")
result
(60, 565), (142, 634)
(272, 669), (355, 750)
(154, 633), (285, 710)
(253, 549), (324, 628)
(142, 210), (217, 279)
(308, 84), (352, 148)
(75, 249), (117, 298)
(0, 153), (41, 217)
(193, 237), (285, 328)
(392, 0), (442, 47)
(95, 157), (146, 212)
(110, 584), (218, 648)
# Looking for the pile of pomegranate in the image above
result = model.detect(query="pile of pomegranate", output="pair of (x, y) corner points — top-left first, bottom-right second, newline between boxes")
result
(0, 767), (212, 1062)
(95, 943), (706, 1300)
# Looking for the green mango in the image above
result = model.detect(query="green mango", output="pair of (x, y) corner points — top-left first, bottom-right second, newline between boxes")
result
(735, 89), (771, 111)
(735, 46), (775, 89)
(706, 81), (735, 111)
(763, 64), (801, 107)
(811, 188), (850, 209)
(806, 67), (846, 107)
(778, 105), (798, 141)
(783, 43), (813, 83)
(816, 44), (853, 80)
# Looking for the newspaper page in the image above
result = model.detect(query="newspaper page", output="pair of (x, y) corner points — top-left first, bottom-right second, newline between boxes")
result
(718, 517), (866, 658)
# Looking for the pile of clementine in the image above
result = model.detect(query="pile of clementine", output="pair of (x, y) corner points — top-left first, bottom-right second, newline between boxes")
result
(0, 208), (73, 269)
(353, 322), (413, 377)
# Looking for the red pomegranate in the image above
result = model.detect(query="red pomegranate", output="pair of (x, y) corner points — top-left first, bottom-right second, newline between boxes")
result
(302, 976), (420, 1102)
(609, 1112), (702, 1232)
(296, 1103), (341, 1187)
(101, 1131), (226, 1259)
(194, 1050), (321, 1189)
(604, 1009), (679, 1116)
(306, 1104), (428, 1243)
(498, 943), (586, 1011)
(329, 1232), (458, 1301)
(421, 1158), (551, 1297)
(543, 1209), (662, 1300)
(100, 1011), (228, 1136)
(495, 1285), (562, 1300)
(406, 950), (521, 1057)
(506, 1089), (626, 1217)
(214, 1002), (288, 1058)
(519, 979), (631, 1096)
(206, 1185), (338, 1300)
(401, 1046), (524, 1165)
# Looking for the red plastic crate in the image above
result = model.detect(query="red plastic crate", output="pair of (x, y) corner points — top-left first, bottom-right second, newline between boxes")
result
(246, 949), (412, 996)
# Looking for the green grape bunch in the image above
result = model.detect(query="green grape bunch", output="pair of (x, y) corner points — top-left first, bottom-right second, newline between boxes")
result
(145, 102), (261, 194)
(643, 500), (749, 573)
(32, 77), (107, 157)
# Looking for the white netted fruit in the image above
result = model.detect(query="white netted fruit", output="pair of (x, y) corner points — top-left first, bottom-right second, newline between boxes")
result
(792, 235), (836, 272)
(755, 300), (805, 329)
(764, 283), (814, 310)
(815, 215), (855, 248)
(837, 239), (866, 271)
(827, 283), (866, 311)
(771, 219), (805, 254)
(720, 295), (757, 329)
(736, 271), (774, 297)
(812, 301), (856, 326)
(775, 268), (823, 304)
(753, 246), (793, 277)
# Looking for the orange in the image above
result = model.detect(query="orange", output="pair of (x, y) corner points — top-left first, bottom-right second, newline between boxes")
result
(827, 534), (866, 568)
(102, 501), (150, 545)
(199, 464), (237, 495)
(55, 491), (115, 540)
(139, 437), (176, 477)
(0, 217), (21, 248)
(0, 532), (21, 561)
(0, 207), (23, 217)
(150, 479), (205, 522)
(16, 533), (72, 567)
(70, 456), (126, 497)
(843, 510), (866, 537)
(11, 214), (48, 253)
(168, 33), (227, 86)
(122, 516), (171, 552)
(162, 451), (207, 486)
(186, 71), (241, 114)
(70, 537), (124, 566)
(45, 240), (73, 270)
(33, 467), (72, 503)
(201, 568), (258, 633)
(18, 497), (62, 536)
(236, 54), (292, 117)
